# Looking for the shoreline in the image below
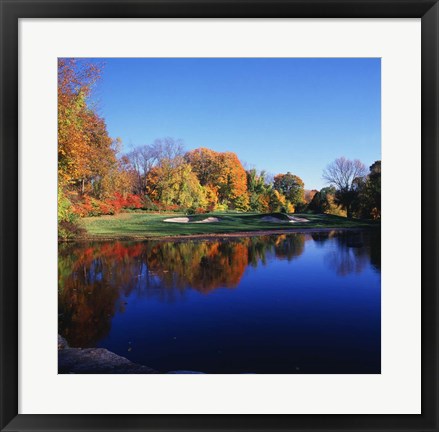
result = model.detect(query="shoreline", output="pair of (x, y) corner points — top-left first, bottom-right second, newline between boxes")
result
(58, 335), (159, 374)
(62, 225), (380, 243)
(58, 336), (206, 374)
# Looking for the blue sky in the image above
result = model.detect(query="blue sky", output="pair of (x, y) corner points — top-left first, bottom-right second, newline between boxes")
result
(87, 58), (381, 190)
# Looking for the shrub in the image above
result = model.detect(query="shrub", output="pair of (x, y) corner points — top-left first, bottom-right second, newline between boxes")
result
(58, 220), (85, 239)
(58, 188), (82, 239)
(214, 203), (228, 212)
(98, 201), (115, 215)
(187, 206), (206, 215)
(72, 193), (145, 217)
(124, 193), (143, 209)
(155, 202), (180, 212)
(72, 196), (94, 217)
(142, 196), (158, 211)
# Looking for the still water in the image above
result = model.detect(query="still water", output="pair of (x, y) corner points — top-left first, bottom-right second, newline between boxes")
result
(59, 230), (381, 373)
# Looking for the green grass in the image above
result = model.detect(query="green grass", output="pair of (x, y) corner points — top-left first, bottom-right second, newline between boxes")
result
(78, 211), (379, 240)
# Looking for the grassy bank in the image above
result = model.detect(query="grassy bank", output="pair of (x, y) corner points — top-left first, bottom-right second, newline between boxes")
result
(75, 212), (379, 241)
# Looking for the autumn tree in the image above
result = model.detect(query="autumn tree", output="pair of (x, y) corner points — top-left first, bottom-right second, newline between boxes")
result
(308, 186), (346, 216)
(95, 153), (137, 200)
(146, 159), (206, 209)
(126, 137), (185, 195)
(59, 59), (112, 190)
(273, 172), (305, 206)
(218, 152), (249, 210)
(125, 145), (158, 195)
(322, 157), (367, 218)
(184, 148), (221, 186)
(185, 148), (249, 210)
(59, 59), (139, 236)
(268, 189), (287, 212)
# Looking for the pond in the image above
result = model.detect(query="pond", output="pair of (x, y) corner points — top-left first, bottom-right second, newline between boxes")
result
(58, 230), (381, 374)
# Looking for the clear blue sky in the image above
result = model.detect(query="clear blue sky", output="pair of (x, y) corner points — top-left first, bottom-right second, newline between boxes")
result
(88, 58), (381, 190)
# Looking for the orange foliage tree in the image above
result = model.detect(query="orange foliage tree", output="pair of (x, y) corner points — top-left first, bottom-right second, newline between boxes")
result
(58, 58), (112, 190)
(58, 59), (138, 228)
(185, 148), (249, 210)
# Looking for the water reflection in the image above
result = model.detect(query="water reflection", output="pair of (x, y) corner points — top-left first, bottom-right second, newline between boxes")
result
(58, 230), (381, 373)
(324, 232), (368, 276)
(312, 230), (381, 275)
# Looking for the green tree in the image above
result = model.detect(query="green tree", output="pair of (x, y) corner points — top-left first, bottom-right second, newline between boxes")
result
(273, 172), (305, 206)
(145, 160), (206, 209)
(353, 160), (381, 219)
(246, 169), (270, 212)
(308, 186), (336, 214)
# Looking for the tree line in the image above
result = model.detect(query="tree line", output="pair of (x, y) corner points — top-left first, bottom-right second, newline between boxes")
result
(58, 59), (381, 238)
(310, 158), (381, 219)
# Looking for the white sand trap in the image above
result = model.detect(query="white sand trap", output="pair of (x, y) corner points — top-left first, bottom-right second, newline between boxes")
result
(163, 216), (221, 224)
(194, 217), (221, 223)
(260, 215), (309, 223)
(287, 216), (309, 223)
(163, 217), (190, 223)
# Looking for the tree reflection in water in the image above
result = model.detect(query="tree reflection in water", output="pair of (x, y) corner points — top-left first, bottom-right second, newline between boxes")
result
(58, 231), (380, 348)
(319, 231), (381, 276)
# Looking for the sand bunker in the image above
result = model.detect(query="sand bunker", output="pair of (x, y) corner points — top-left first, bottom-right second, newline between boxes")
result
(163, 216), (221, 224)
(194, 217), (221, 224)
(163, 217), (190, 223)
(163, 214), (308, 224)
(287, 215), (309, 223)
(260, 215), (309, 223)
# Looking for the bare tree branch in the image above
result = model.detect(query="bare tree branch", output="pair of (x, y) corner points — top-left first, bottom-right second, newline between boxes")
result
(322, 157), (367, 191)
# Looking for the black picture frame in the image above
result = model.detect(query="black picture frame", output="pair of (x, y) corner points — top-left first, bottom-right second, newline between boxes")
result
(1, 1), (438, 431)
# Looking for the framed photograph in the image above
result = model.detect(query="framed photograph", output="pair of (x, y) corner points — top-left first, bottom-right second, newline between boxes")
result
(1, 0), (438, 431)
